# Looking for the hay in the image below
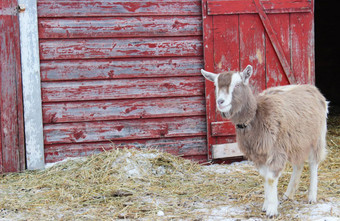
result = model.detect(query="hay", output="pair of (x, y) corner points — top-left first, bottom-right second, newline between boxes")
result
(0, 116), (339, 220)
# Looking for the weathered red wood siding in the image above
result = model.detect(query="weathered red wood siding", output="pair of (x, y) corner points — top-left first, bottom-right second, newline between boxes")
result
(37, 0), (206, 163)
(0, 0), (25, 172)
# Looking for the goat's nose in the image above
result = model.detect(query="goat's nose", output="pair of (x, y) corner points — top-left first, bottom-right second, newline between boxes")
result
(217, 99), (225, 105)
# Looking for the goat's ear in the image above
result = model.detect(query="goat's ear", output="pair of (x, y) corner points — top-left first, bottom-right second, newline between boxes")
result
(201, 69), (218, 82)
(241, 65), (253, 85)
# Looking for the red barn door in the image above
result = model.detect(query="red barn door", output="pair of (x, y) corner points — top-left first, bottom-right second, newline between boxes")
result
(202, 0), (315, 160)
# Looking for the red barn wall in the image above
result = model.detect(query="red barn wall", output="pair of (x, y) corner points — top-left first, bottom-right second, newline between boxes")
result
(37, 0), (207, 162)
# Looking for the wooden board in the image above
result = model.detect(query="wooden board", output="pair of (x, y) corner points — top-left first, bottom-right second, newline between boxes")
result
(211, 121), (235, 137)
(43, 96), (205, 123)
(18, 0), (45, 170)
(39, 16), (202, 39)
(40, 57), (203, 81)
(265, 13), (290, 87)
(39, 37), (203, 60)
(43, 116), (206, 144)
(212, 143), (243, 159)
(44, 136), (207, 163)
(239, 13), (266, 93)
(41, 77), (204, 102)
(291, 12), (315, 84)
(0, 0), (25, 172)
(207, 0), (311, 15)
(37, 0), (202, 17)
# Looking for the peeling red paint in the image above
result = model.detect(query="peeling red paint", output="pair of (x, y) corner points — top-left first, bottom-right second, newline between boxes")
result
(38, 0), (207, 163)
(1, 0), (25, 172)
(73, 130), (86, 140)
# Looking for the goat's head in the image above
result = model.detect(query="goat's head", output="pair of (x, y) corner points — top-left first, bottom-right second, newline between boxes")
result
(201, 65), (253, 118)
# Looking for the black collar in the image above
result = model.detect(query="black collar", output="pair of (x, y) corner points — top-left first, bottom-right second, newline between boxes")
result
(236, 123), (248, 129)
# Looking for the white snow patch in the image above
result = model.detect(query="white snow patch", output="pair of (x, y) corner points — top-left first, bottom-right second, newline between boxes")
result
(202, 160), (253, 174)
(45, 157), (85, 169)
(297, 199), (340, 220)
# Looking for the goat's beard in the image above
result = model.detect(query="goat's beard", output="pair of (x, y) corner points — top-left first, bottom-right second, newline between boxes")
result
(220, 111), (230, 119)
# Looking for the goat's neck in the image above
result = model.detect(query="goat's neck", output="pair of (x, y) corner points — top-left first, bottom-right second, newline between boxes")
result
(231, 88), (257, 126)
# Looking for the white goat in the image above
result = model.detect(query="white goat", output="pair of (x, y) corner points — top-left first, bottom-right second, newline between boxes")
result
(201, 65), (328, 217)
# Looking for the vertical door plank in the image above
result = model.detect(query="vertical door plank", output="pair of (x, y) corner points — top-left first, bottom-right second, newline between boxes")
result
(239, 14), (266, 93)
(212, 15), (239, 145)
(266, 13), (290, 87)
(19, 0), (45, 170)
(213, 15), (239, 73)
(291, 13), (315, 84)
(213, 15), (239, 124)
(202, 0), (215, 159)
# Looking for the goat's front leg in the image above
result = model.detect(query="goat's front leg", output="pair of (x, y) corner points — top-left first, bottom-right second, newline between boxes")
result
(264, 176), (279, 217)
(259, 166), (280, 217)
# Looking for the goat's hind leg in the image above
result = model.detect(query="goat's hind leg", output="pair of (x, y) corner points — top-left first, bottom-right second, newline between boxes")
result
(308, 160), (318, 203)
(308, 121), (327, 203)
(283, 163), (304, 200)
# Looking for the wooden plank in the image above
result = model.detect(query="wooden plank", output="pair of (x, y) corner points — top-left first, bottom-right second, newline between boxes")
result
(291, 12), (314, 84)
(211, 142), (243, 159)
(207, 0), (311, 15)
(211, 121), (236, 137)
(211, 15), (240, 145)
(239, 14), (266, 93)
(254, 0), (295, 85)
(44, 136), (207, 163)
(42, 96), (206, 123)
(43, 116), (207, 144)
(266, 14), (290, 87)
(37, 0), (202, 17)
(213, 15), (239, 124)
(202, 0), (215, 160)
(38, 16), (202, 39)
(39, 37), (203, 60)
(40, 57), (203, 81)
(213, 15), (239, 73)
(41, 76), (205, 102)
(0, 0), (25, 172)
(18, 0), (45, 170)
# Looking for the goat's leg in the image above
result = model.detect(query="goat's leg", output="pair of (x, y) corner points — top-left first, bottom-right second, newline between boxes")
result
(283, 163), (303, 200)
(308, 161), (318, 203)
(264, 175), (279, 217)
(259, 166), (280, 217)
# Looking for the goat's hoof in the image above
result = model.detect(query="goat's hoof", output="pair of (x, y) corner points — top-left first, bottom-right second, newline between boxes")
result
(283, 194), (293, 201)
(266, 214), (277, 219)
(265, 205), (278, 218)
(308, 195), (317, 204)
(308, 198), (317, 204)
(262, 202), (268, 212)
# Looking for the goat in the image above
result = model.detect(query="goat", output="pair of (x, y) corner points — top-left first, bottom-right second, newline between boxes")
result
(201, 65), (328, 217)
